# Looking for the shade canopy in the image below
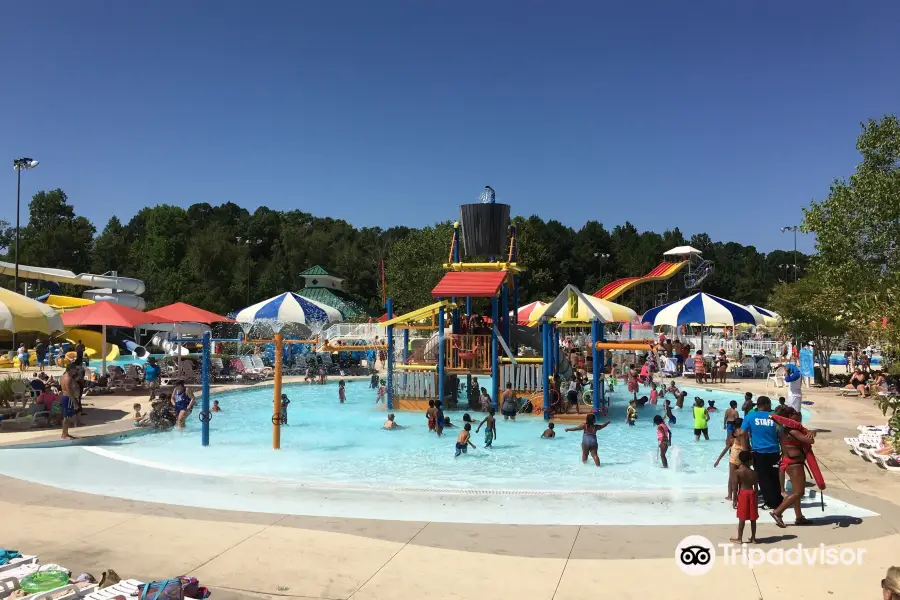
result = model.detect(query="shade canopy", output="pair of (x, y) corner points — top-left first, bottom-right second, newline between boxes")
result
(235, 292), (342, 326)
(513, 301), (546, 323)
(146, 302), (234, 324)
(745, 304), (781, 326)
(663, 246), (702, 256)
(61, 301), (174, 328)
(529, 285), (638, 324)
(0, 288), (64, 333)
(641, 293), (761, 327)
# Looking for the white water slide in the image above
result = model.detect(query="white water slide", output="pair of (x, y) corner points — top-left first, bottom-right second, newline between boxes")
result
(0, 261), (147, 310)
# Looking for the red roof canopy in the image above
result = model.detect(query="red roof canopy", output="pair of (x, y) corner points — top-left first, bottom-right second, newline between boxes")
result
(61, 301), (176, 328)
(432, 272), (507, 298)
(145, 302), (234, 324)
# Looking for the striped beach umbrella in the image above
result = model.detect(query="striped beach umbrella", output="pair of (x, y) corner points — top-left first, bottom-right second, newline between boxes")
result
(513, 301), (546, 323)
(641, 293), (762, 327)
(235, 292), (342, 326)
(746, 304), (781, 326)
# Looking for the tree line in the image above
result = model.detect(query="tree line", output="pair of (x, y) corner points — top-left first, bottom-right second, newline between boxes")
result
(0, 191), (804, 318)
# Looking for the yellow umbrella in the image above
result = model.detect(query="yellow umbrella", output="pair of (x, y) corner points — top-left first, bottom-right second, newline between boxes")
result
(529, 292), (637, 324)
(0, 288), (65, 333)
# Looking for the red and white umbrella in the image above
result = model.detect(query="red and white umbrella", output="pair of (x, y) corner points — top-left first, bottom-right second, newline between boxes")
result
(513, 301), (547, 324)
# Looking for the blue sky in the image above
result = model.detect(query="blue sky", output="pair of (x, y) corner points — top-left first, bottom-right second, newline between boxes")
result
(3, 1), (899, 254)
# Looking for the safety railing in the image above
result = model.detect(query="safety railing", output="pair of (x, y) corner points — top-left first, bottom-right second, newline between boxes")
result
(446, 334), (491, 371)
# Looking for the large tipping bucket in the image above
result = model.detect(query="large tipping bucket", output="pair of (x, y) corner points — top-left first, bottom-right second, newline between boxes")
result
(459, 203), (510, 258)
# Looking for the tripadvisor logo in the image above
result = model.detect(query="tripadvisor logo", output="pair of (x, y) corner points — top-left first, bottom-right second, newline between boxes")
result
(675, 537), (866, 574)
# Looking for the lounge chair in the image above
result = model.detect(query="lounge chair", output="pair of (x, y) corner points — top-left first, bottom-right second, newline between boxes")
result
(239, 357), (266, 378)
(681, 357), (696, 377)
(71, 579), (143, 600)
(734, 356), (756, 378)
(873, 454), (900, 472)
(229, 358), (261, 381)
(0, 555), (37, 575)
(0, 407), (50, 431)
(0, 562), (70, 598)
(765, 364), (785, 387)
(11, 379), (28, 407)
(249, 356), (273, 377)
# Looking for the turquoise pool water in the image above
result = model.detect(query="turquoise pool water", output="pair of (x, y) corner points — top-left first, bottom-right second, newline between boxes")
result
(65, 380), (807, 493)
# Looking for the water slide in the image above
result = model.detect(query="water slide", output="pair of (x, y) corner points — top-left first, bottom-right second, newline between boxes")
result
(0, 261), (146, 309)
(593, 261), (688, 301)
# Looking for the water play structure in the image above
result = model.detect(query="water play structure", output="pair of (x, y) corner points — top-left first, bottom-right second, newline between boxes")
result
(381, 191), (649, 420)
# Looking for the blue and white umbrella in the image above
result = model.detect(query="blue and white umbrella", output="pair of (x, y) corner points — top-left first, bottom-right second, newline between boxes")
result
(641, 293), (763, 327)
(746, 304), (781, 326)
(235, 292), (342, 327)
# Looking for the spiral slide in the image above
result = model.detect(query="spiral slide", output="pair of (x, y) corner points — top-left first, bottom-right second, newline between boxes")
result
(65, 328), (121, 362)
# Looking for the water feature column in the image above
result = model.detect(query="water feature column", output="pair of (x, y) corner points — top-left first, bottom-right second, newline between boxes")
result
(201, 331), (211, 447)
(386, 298), (394, 410)
(501, 283), (509, 347)
(401, 327), (409, 391)
(491, 295), (499, 408)
(591, 320), (600, 414)
(272, 328), (284, 450)
(437, 305), (445, 407)
(599, 325), (606, 406)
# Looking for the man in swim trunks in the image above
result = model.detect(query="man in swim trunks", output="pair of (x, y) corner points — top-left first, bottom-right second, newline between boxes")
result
(60, 363), (79, 440)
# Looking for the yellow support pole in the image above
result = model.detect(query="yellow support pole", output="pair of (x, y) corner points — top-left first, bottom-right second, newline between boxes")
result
(272, 332), (283, 450)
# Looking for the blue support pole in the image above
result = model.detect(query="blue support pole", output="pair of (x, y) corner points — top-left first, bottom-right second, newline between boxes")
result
(599, 325), (606, 406)
(628, 322), (632, 340)
(438, 306), (445, 407)
(201, 331), (211, 447)
(541, 322), (550, 420)
(402, 327), (409, 389)
(591, 321), (600, 415)
(466, 296), (472, 317)
(386, 298), (394, 410)
(491, 295), (499, 408)
(452, 299), (460, 333)
(501, 284), (510, 348)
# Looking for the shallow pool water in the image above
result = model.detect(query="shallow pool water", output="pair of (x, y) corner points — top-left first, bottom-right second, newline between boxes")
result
(71, 380), (807, 493)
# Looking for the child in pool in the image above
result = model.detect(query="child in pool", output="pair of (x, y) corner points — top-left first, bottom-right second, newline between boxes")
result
(650, 383), (659, 405)
(426, 399), (436, 431)
(653, 415), (672, 468)
(475, 409), (496, 448)
(338, 380), (346, 404)
(318, 366), (326, 384)
(675, 390), (686, 409)
(667, 380), (679, 398)
(542, 422), (555, 438)
(211, 400), (222, 412)
(565, 414), (611, 466)
(133, 403), (142, 425)
(707, 399), (718, 412)
(664, 399), (676, 425)
(626, 399), (638, 426)
(731, 450), (758, 544)
(724, 400), (739, 434)
(479, 387), (492, 412)
(455, 423), (476, 457)
(607, 367), (616, 392)
(383, 413), (403, 429)
(280, 394), (291, 425)
(435, 401), (445, 436)
(376, 380), (386, 404)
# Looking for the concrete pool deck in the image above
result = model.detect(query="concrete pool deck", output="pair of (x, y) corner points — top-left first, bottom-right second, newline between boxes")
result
(2, 376), (899, 599)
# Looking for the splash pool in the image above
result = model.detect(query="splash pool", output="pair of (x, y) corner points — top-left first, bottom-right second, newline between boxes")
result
(0, 380), (878, 525)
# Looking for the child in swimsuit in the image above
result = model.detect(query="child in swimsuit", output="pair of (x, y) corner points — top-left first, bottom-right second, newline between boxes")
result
(376, 380), (386, 404)
(426, 399), (436, 431)
(212, 400), (222, 412)
(476, 409), (496, 448)
(664, 399), (676, 425)
(693, 397), (710, 441)
(732, 450), (759, 544)
(650, 383), (659, 405)
(133, 403), (142, 426)
(724, 400), (739, 434)
(435, 401), (445, 437)
(455, 423), (476, 457)
(714, 417), (746, 500)
(626, 400), (637, 426)
(653, 415), (672, 468)
(280, 394), (290, 425)
(338, 380), (346, 404)
(565, 414), (611, 466)
(542, 423), (555, 438)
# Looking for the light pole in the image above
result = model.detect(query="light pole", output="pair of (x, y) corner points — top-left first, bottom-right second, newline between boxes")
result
(594, 252), (610, 282)
(12, 158), (39, 296)
(236, 236), (263, 304)
(780, 225), (798, 281)
(778, 263), (791, 281)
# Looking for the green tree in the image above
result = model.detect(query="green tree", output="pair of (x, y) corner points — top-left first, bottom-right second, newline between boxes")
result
(769, 276), (849, 380)
(92, 216), (130, 274)
(20, 189), (96, 273)
(385, 222), (454, 312)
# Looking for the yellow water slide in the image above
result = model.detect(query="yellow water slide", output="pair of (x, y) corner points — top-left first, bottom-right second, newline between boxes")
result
(45, 295), (120, 362)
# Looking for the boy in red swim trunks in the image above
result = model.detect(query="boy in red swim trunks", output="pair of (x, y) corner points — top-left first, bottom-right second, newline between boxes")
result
(731, 450), (758, 543)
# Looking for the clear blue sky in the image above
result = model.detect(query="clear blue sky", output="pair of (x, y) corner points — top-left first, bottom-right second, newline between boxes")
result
(4, 0), (899, 254)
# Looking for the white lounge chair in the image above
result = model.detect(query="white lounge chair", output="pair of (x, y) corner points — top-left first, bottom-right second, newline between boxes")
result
(873, 454), (900, 472)
(250, 356), (273, 377)
(0, 555), (37, 575)
(766, 364), (785, 387)
(682, 357), (696, 377)
(74, 579), (143, 600)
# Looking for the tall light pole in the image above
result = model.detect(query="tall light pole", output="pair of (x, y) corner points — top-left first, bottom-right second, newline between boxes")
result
(236, 236), (263, 305)
(12, 158), (39, 296)
(780, 225), (798, 281)
(594, 252), (610, 282)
